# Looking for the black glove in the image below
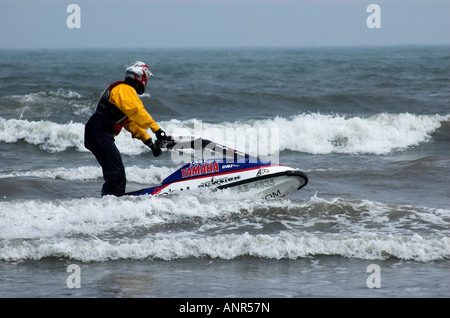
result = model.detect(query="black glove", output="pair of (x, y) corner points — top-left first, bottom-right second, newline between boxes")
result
(144, 138), (162, 157)
(155, 128), (175, 148)
(155, 128), (168, 142)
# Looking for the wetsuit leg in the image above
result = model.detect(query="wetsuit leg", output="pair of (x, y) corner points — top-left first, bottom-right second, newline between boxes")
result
(84, 113), (126, 197)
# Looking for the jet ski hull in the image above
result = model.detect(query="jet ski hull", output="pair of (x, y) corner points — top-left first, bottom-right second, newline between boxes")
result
(127, 164), (308, 200)
(125, 137), (308, 199)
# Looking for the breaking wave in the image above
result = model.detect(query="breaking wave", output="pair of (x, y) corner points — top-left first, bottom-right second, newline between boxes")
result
(0, 165), (173, 184)
(0, 194), (448, 263)
(1, 112), (448, 155)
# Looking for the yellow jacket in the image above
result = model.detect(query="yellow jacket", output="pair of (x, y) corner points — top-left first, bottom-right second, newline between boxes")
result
(109, 83), (160, 142)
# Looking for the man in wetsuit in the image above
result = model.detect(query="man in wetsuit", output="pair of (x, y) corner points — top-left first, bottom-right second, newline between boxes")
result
(84, 61), (169, 196)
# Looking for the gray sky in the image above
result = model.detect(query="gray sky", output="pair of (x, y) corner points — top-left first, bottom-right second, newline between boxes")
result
(0, 0), (449, 49)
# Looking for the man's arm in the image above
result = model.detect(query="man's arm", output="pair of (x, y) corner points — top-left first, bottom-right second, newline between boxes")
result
(110, 83), (160, 133)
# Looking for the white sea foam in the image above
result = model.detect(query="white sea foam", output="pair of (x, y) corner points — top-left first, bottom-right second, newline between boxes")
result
(0, 165), (173, 184)
(1, 113), (448, 155)
(276, 112), (449, 154)
(0, 230), (447, 263)
(8, 89), (83, 103)
(0, 194), (448, 262)
(0, 166), (102, 181)
(0, 118), (87, 153)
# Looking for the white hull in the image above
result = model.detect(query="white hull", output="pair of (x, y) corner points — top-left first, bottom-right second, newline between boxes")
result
(152, 165), (307, 199)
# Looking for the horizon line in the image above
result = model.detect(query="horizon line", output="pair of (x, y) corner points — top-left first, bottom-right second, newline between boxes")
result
(1, 43), (449, 51)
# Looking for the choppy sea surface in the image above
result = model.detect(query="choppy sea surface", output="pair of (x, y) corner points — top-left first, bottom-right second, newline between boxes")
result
(0, 46), (449, 298)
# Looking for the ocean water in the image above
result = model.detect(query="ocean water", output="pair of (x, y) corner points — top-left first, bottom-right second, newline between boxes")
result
(0, 46), (449, 299)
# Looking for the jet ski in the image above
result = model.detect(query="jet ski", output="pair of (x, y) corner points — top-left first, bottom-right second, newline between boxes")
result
(126, 137), (308, 200)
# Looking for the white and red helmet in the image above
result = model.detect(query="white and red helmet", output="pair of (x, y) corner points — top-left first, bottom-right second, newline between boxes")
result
(125, 61), (154, 93)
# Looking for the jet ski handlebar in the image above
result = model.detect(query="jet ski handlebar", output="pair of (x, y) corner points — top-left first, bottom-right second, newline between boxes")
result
(155, 135), (176, 150)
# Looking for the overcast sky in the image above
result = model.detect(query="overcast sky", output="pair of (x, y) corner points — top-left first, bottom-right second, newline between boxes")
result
(0, 0), (449, 49)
